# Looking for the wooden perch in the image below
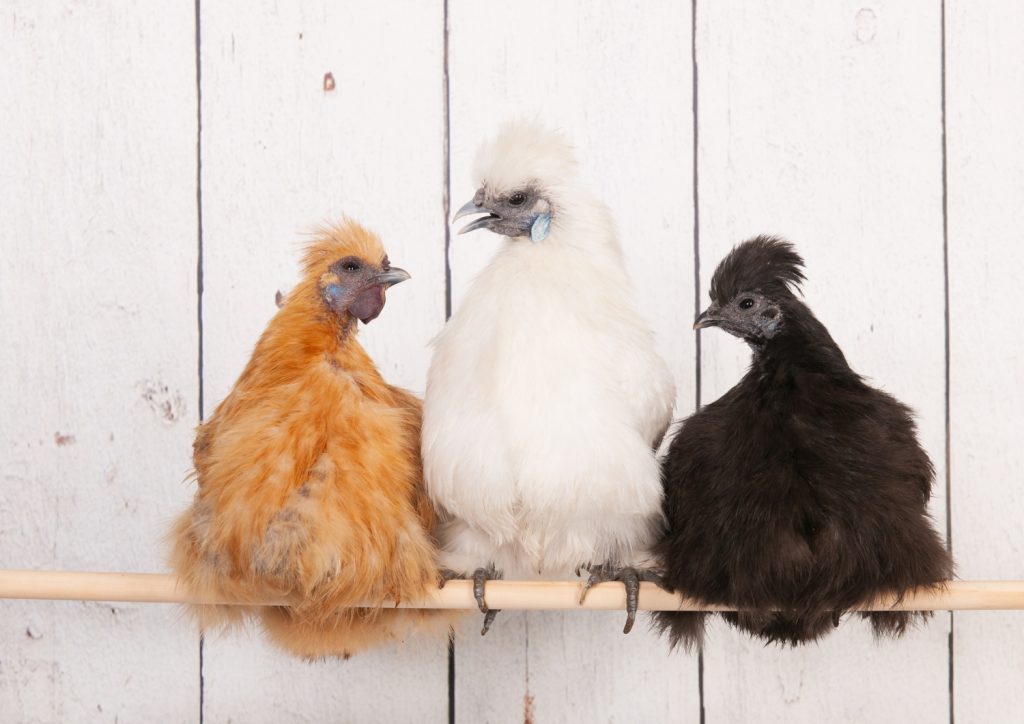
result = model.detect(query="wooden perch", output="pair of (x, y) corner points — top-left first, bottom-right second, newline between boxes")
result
(1, 570), (1023, 611)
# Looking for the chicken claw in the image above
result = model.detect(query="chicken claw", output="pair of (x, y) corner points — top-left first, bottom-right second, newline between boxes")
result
(578, 563), (668, 634)
(437, 568), (463, 588)
(472, 565), (502, 635)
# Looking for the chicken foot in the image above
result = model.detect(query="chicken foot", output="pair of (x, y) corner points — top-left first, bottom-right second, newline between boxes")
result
(438, 565), (503, 635)
(577, 562), (669, 634)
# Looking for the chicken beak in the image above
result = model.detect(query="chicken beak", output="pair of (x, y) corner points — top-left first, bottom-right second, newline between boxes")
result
(693, 307), (720, 330)
(453, 198), (499, 235)
(373, 267), (411, 287)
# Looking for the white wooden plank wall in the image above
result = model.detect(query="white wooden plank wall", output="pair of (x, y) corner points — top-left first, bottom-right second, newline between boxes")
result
(697, 2), (950, 722)
(446, 2), (698, 721)
(2, 1), (1022, 722)
(946, 2), (1024, 721)
(0, 2), (201, 722)
(196, 2), (450, 722)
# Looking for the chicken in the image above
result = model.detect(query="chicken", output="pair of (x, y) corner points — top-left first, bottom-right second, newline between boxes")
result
(423, 121), (676, 634)
(655, 236), (953, 648)
(170, 219), (452, 659)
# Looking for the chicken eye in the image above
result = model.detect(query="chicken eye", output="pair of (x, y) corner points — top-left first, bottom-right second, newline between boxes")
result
(343, 261), (361, 273)
(739, 298), (755, 310)
(508, 192), (527, 206)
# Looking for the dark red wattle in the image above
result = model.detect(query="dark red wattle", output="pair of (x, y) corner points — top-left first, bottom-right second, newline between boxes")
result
(350, 284), (386, 324)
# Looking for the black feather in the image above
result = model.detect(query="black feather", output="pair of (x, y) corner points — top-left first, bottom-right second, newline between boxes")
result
(709, 235), (805, 304)
(654, 236), (953, 650)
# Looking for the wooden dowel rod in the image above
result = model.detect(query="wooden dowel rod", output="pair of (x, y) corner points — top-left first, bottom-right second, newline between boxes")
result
(1, 570), (1023, 611)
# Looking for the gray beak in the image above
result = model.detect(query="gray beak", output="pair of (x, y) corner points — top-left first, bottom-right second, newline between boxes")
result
(453, 197), (499, 235)
(374, 267), (411, 287)
(693, 306), (720, 330)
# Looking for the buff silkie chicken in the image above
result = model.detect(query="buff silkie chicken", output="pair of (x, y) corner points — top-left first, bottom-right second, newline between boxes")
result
(423, 121), (676, 634)
(170, 219), (453, 659)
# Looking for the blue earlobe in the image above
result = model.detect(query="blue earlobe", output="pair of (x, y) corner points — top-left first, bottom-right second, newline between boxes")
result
(760, 316), (782, 338)
(530, 213), (551, 243)
(324, 283), (344, 303)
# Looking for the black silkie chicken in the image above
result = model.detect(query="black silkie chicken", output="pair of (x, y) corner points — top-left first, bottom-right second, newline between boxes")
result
(655, 237), (953, 648)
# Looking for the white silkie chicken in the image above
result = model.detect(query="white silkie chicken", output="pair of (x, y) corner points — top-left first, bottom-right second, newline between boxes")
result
(423, 121), (675, 634)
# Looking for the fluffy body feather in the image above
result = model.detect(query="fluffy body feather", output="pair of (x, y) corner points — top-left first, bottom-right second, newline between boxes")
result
(170, 220), (452, 658)
(423, 122), (675, 581)
(655, 237), (953, 648)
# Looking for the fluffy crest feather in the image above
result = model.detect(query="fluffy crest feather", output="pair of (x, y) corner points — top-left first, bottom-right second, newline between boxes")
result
(709, 235), (806, 303)
(302, 218), (386, 277)
(472, 119), (578, 192)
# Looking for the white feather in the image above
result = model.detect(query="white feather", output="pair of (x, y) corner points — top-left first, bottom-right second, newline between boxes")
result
(423, 121), (675, 579)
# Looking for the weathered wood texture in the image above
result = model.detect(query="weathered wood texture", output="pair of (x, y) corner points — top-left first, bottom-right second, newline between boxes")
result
(946, 2), (1024, 722)
(696, 2), (950, 722)
(0, 2), (200, 722)
(2, 0), (1023, 722)
(197, 1), (449, 722)
(447, 1), (698, 721)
